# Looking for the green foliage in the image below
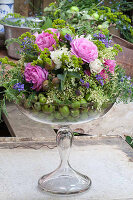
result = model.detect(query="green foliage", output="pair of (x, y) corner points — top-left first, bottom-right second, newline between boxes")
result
(111, 0), (133, 12)
(57, 72), (67, 91)
(115, 66), (133, 103)
(43, 1), (132, 42)
(89, 6), (133, 43)
(125, 136), (133, 148)
(54, 0), (100, 12)
(0, 98), (7, 122)
(41, 18), (53, 30)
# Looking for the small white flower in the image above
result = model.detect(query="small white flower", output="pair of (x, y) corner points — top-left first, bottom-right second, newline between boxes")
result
(86, 34), (92, 40)
(50, 47), (69, 69)
(75, 34), (92, 40)
(80, 35), (85, 38)
(38, 56), (41, 60)
(89, 59), (103, 73)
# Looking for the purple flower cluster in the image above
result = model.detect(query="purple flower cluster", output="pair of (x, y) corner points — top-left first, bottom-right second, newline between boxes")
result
(120, 75), (133, 94)
(96, 74), (104, 86)
(120, 75), (131, 82)
(93, 33), (111, 48)
(75, 89), (81, 96)
(13, 83), (24, 92)
(21, 37), (32, 51)
(65, 34), (72, 42)
(80, 79), (89, 88)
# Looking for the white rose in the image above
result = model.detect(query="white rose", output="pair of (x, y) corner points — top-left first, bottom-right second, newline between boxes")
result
(89, 59), (103, 73)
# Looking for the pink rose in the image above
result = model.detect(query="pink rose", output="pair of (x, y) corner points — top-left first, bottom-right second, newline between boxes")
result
(24, 63), (48, 91)
(34, 28), (60, 51)
(100, 59), (116, 80)
(70, 38), (98, 63)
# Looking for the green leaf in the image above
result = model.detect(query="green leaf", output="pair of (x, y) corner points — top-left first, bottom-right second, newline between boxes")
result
(125, 136), (133, 147)
(53, 95), (63, 104)
(57, 72), (67, 90)
(2, 99), (8, 117)
(67, 71), (81, 79)
(42, 18), (53, 30)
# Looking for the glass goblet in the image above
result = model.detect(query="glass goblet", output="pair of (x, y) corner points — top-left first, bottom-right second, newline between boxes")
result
(17, 102), (113, 195)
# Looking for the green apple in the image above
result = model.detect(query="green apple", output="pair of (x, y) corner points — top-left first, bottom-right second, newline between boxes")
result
(59, 105), (70, 117)
(71, 109), (80, 118)
(34, 102), (41, 111)
(81, 113), (88, 120)
(24, 99), (32, 109)
(54, 112), (64, 120)
(38, 93), (44, 99)
(42, 104), (55, 113)
(39, 96), (47, 104)
(60, 28), (73, 39)
(67, 115), (75, 122)
(71, 101), (80, 109)
(98, 25), (102, 29)
(32, 95), (38, 103)
(70, 6), (79, 12)
(80, 98), (88, 108)
(81, 108), (88, 114)
(92, 13), (99, 20)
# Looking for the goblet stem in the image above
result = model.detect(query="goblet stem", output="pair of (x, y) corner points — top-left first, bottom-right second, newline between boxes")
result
(38, 125), (91, 194)
(56, 126), (73, 170)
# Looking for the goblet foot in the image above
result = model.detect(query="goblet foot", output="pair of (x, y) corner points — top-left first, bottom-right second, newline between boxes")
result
(38, 164), (91, 194)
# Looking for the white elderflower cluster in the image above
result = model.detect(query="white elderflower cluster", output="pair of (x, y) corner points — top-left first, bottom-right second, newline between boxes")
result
(64, 59), (79, 72)
(75, 34), (92, 40)
(50, 47), (69, 69)
(99, 47), (116, 61)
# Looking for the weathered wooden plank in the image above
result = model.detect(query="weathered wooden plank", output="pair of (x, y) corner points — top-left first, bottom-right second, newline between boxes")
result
(2, 102), (56, 138)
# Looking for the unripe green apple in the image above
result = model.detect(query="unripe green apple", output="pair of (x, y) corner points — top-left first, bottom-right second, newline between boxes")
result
(81, 113), (88, 120)
(38, 93), (44, 99)
(34, 102), (41, 111)
(42, 104), (55, 113)
(81, 108), (88, 114)
(59, 105), (70, 117)
(92, 13), (99, 20)
(71, 101), (80, 109)
(71, 109), (80, 118)
(24, 99), (32, 109)
(67, 115), (75, 122)
(80, 98), (88, 108)
(39, 96), (47, 104)
(98, 25), (102, 29)
(54, 112), (64, 120)
(70, 6), (79, 12)
(60, 28), (73, 39)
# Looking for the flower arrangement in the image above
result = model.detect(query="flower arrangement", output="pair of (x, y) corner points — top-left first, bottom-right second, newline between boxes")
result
(0, 20), (133, 123)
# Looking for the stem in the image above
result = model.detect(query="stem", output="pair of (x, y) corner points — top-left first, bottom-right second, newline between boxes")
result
(56, 126), (73, 169)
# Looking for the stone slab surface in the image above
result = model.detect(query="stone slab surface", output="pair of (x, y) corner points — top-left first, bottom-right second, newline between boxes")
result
(2, 102), (55, 138)
(0, 136), (133, 200)
(70, 102), (133, 137)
